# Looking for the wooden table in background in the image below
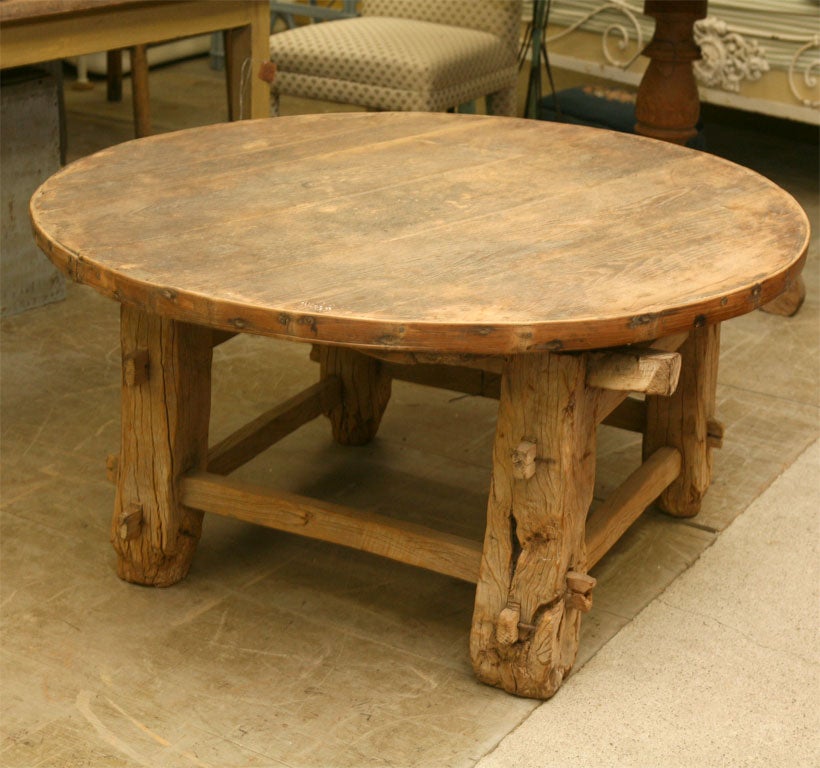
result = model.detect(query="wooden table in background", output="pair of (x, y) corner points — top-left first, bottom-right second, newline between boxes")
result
(0, 0), (270, 121)
(30, 112), (809, 699)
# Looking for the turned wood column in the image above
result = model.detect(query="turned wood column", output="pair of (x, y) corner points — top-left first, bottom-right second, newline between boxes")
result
(113, 306), (213, 586)
(635, 0), (707, 145)
(643, 325), (720, 518)
(471, 351), (597, 699)
(317, 346), (392, 446)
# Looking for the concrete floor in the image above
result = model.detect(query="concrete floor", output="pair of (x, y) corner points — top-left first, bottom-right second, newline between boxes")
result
(1, 57), (818, 767)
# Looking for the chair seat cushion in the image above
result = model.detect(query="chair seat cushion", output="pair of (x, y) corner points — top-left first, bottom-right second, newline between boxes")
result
(269, 16), (515, 93)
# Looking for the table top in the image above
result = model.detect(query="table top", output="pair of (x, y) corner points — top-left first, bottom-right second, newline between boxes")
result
(31, 112), (808, 354)
(0, 0), (158, 23)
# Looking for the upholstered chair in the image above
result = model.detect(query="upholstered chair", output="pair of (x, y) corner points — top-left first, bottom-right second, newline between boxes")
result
(268, 0), (523, 116)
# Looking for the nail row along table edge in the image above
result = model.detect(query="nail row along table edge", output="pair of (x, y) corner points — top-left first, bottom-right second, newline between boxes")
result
(29, 112), (809, 699)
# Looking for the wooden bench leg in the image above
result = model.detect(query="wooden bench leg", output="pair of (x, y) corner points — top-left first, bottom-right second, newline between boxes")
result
(643, 324), (721, 518)
(317, 346), (391, 446)
(470, 351), (597, 699)
(112, 306), (213, 586)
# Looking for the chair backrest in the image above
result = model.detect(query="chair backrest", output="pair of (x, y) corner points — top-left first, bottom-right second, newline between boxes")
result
(362, 0), (522, 51)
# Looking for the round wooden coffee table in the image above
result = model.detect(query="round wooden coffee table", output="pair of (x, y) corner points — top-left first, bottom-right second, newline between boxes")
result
(31, 112), (808, 699)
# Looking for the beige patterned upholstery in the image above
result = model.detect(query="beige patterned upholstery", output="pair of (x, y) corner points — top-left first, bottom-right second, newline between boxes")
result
(269, 0), (522, 116)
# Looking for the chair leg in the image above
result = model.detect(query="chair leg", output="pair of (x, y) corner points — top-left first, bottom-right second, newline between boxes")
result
(486, 84), (518, 117)
(106, 50), (123, 102)
(129, 45), (151, 137)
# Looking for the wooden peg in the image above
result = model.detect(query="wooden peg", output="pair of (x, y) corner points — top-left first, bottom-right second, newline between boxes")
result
(566, 571), (596, 594)
(511, 440), (537, 480)
(565, 571), (596, 613)
(565, 592), (593, 612)
(707, 418), (725, 449)
(496, 602), (521, 646)
(105, 453), (120, 485)
(124, 349), (149, 386)
(117, 504), (143, 540)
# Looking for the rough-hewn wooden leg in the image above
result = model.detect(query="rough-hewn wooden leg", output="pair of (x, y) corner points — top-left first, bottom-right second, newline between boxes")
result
(643, 324), (720, 518)
(113, 306), (213, 586)
(470, 352), (597, 699)
(760, 275), (806, 317)
(317, 345), (391, 446)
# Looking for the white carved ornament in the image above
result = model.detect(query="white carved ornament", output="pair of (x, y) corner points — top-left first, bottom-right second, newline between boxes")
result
(693, 17), (770, 93)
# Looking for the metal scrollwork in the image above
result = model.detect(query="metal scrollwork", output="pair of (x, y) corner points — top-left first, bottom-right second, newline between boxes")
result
(546, 1), (644, 68)
(788, 37), (820, 108)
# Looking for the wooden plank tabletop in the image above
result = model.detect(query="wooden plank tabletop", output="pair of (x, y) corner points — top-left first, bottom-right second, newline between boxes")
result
(30, 112), (809, 354)
(0, 0), (157, 23)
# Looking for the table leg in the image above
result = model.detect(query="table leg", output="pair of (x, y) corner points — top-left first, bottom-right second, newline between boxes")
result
(643, 324), (720, 518)
(112, 306), (213, 586)
(470, 351), (597, 699)
(317, 346), (392, 446)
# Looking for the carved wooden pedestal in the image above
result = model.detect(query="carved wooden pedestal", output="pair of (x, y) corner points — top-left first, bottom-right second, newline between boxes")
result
(635, 0), (708, 145)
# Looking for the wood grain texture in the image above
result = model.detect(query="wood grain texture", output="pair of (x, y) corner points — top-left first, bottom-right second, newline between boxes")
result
(587, 349), (681, 395)
(317, 345), (392, 446)
(30, 112), (809, 354)
(643, 324), (721, 517)
(180, 472), (483, 583)
(207, 377), (342, 476)
(113, 306), (212, 586)
(585, 446), (682, 568)
(470, 351), (597, 699)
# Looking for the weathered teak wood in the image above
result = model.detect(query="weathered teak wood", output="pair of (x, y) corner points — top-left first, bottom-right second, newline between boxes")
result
(587, 349), (681, 396)
(316, 346), (392, 446)
(761, 275), (807, 317)
(383, 361), (501, 399)
(471, 351), (598, 699)
(586, 446), (682, 568)
(30, 112), (810, 701)
(363, 349), (505, 374)
(599, 396), (724, 450)
(30, 113), (809, 355)
(180, 472), (483, 583)
(643, 324), (721, 518)
(207, 378), (342, 476)
(114, 306), (213, 587)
